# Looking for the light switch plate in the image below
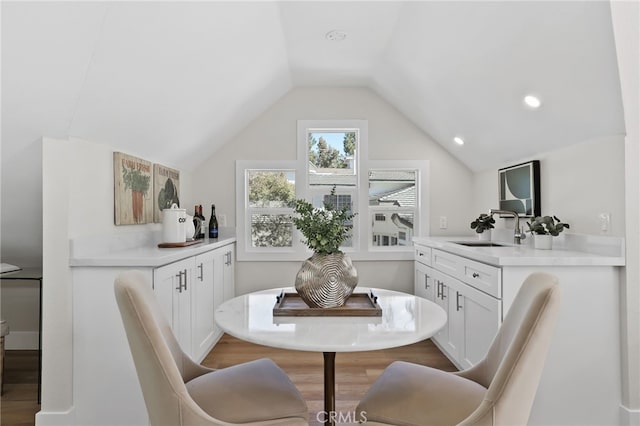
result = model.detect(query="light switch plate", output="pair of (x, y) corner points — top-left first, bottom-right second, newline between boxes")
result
(439, 216), (447, 229)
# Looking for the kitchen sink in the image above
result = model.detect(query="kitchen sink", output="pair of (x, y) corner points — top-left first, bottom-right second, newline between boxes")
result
(451, 241), (508, 247)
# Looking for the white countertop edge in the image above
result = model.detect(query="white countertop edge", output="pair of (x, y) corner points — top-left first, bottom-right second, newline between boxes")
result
(70, 236), (236, 267)
(413, 235), (625, 267)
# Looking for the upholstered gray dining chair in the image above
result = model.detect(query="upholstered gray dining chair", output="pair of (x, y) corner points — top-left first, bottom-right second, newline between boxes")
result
(115, 270), (308, 426)
(356, 272), (561, 425)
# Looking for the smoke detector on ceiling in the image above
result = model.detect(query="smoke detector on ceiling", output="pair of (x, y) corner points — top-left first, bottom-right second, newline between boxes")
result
(325, 30), (347, 42)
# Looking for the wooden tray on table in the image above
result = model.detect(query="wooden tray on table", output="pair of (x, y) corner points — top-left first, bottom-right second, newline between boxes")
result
(273, 291), (382, 317)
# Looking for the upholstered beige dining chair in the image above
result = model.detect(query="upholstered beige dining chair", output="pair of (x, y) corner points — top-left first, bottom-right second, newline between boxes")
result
(356, 272), (560, 426)
(115, 270), (309, 426)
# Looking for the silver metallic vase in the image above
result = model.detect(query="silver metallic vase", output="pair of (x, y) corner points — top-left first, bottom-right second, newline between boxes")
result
(295, 252), (358, 308)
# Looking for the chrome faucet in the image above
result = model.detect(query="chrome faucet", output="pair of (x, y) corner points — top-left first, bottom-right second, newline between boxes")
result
(490, 209), (527, 244)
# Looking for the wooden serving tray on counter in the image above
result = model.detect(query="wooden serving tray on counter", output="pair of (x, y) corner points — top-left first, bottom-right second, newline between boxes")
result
(158, 240), (203, 248)
(273, 291), (382, 317)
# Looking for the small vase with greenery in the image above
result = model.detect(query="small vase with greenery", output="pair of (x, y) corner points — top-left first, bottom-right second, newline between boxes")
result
(291, 187), (358, 308)
(470, 213), (495, 240)
(527, 215), (570, 249)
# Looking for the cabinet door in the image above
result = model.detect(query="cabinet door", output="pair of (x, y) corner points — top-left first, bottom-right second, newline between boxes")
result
(431, 269), (449, 348)
(212, 245), (235, 340)
(192, 250), (216, 361)
(440, 274), (463, 361)
(222, 248), (235, 302)
(152, 258), (193, 355)
(455, 282), (501, 369)
(414, 262), (435, 302)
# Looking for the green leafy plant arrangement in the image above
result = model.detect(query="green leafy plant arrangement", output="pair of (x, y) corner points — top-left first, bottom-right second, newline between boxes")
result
(292, 187), (356, 255)
(470, 213), (495, 234)
(527, 215), (570, 236)
(122, 168), (151, 195)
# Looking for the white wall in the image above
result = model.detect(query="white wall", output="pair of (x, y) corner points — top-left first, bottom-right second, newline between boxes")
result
(472, 135), (626, 237)
(39, 137), (190, 420)
(611, 0), (640, 421)
(191, 87), (474, 294)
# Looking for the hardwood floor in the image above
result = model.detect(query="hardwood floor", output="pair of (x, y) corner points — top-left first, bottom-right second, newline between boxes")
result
(203, 335), (456, 426)
(0, 336), (455, 426)
(1, 351), (39, 426)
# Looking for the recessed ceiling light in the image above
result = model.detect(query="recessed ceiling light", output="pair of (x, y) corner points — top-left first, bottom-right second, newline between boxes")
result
(453, 137), (465, 145)
(325, 30), (347, 42)
(523, 95), (542, 109)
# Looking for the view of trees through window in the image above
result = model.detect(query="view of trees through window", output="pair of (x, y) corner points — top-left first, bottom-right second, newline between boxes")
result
(308, 131), (356, 169)
(248, 170), (295, 248)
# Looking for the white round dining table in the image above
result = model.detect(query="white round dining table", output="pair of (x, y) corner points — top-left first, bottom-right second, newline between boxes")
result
(215, 287), (447, 425)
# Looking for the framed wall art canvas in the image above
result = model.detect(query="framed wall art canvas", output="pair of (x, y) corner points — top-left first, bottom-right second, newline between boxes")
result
(498, 160), (540, 217)
(153, 163), (180, 223)
(114, 152), (153, 225)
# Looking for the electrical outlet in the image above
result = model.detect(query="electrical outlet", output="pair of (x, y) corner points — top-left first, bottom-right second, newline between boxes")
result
(439, 216), (448, 229)
(599, 212), (610, 233)
(219, 214), (227, 227)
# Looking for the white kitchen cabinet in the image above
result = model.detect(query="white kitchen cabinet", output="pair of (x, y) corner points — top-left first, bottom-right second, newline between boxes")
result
(413, 235), (625, 426)
(221, 247), (235, 301)
(449, 276), (500, 369)
(415, 244), (501, 369)
(153, 258), (193, 353)
(212, 246), (235, 341)
(68, 236), (236, 426)
(192, 250), (216, 361)
(151, 246), (234, 361)
(414, 260), (435, 302)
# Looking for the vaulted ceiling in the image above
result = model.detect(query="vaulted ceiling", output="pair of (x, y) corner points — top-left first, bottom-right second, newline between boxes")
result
(1, 1), (625, 172)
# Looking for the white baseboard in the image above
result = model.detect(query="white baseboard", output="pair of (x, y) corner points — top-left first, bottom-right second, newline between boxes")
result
(4, 331), (39, 350)
(35, 408), (75, 426)
(621, 404), (640, 426)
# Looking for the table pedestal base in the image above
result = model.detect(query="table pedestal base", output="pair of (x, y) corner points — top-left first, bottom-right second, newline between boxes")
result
(323, 352), (336, 425)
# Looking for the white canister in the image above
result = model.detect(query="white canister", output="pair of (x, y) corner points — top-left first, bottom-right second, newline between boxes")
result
(185, 214), (196, 241)
(162, 203), (187, 243)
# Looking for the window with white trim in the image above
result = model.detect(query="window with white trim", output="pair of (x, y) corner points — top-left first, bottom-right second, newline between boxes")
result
(236, 121), (429, 261)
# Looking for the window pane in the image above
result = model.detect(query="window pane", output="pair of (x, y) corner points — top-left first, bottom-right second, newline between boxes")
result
(369, 170), (417, 207)
(248, 171), (295, 208)
(371, 212), (414, 246)
(251, 214), (293, 248)
(308, 131), (357, 187)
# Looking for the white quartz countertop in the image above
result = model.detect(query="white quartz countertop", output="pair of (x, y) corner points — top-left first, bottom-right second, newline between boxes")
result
(413, 235), (625, 267)
(70, 234), (236, 267)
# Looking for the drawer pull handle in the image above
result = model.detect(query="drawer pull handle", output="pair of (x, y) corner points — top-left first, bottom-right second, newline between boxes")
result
(472, 272), (480, 278)
(197, 263), (204, 281)
(456, 291), (462, 311)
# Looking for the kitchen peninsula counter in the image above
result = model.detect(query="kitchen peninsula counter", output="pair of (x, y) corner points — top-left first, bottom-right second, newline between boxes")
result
(414, 233), (624, 266)
(413, 232), (625, 426)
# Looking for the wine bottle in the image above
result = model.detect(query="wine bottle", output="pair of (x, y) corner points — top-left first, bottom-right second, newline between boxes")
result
(198, 205), (206, 239)
(193, 205), (202, 239)
(208, 204), (219, 239)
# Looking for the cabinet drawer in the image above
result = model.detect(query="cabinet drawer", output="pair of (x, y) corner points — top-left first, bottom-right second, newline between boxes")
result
(431, 249), (501, 298)
(459, 257), (501, 298)
(431, 249), (459, 277)
(414, 245), (432, 266)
